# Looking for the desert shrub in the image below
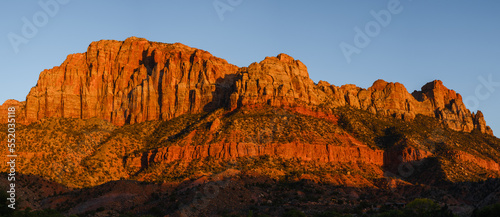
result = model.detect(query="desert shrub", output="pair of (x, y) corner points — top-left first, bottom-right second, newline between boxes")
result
(375, 198), (455, 217)
(283, 209), (307, 217)
(472, 203), (500, 217)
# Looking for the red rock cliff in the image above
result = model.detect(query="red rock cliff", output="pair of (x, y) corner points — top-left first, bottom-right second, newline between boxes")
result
(229, 55), (493, 135)
(125, 142), (385, 173)
(0, 37), (493, 135)
(23, 37), (238, 125)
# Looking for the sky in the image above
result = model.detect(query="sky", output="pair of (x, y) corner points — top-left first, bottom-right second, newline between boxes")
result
(0, 0), (499, 136)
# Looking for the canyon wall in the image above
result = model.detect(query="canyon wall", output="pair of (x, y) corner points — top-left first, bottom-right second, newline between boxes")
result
(0, 37), (493, 136)
(124, 142), (385, 172)
(22, 37), (239, 125)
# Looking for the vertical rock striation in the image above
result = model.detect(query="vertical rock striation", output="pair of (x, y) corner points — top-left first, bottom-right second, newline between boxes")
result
(0, 37), (493, 135)
(23, 37), (238, 125)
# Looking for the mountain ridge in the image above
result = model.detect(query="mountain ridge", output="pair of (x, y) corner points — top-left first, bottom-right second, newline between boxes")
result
(0, 36), (494, 136)
(0, 37), (499, 216)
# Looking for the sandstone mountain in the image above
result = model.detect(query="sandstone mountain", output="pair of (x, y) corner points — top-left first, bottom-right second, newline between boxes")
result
(1, 36), (493, 136)
(0, 37), (499, 216)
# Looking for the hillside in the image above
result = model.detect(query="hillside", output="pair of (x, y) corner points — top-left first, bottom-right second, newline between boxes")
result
(0, 37), (499, 216)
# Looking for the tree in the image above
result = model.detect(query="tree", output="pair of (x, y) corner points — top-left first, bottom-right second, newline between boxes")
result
(404, 198), (454, 217)
(472, 203), (500, 217)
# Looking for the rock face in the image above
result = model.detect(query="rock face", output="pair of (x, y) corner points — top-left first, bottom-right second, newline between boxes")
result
(383, 141), (433, 168)
(454, 151), (500, 171)
(229, 58), (493, 135)
(23, 37), (238, 125)
(0, 99), (25, 123)
(318, 79), (492, 135)
(125, 142), (384, 172)
(0, 37), (493, 135)
(412, 80), (490, 134)
(230, 54), (320, 110)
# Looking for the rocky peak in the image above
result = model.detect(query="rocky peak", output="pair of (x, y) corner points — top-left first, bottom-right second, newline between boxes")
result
(369, 79), (390, 91)
(230, 53), (318, 109)
(1, 38), (494, 135)
(23, 38), (239, 125)
(124, 36), (147, 42)
(413, 80), (462, 107)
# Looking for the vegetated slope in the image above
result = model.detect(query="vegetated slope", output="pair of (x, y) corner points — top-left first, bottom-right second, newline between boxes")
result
(1, 104), (498, 189)
(1, 105), (499, 216)
(0, 37), (499, 216)
(0, 37), (494, 136)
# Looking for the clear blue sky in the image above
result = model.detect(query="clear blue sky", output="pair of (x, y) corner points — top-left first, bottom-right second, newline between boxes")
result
(1, 0), (499, 136)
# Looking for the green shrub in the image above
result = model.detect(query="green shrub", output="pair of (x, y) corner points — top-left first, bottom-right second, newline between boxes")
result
(472, 203), (500, 217)
(283, 209), (307, 217)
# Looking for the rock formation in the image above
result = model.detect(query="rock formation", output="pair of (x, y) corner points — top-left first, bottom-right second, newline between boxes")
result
(125, 142), (385, 173)
(1, 37), (500, 217)
(22, 37), (238, 125)
(228, 55), (493, 135)
(0, 37), (494, 136)
(0, 99), (25, 123)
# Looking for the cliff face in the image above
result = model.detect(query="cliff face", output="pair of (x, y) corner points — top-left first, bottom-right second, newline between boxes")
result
(2, 37), (500, 216)
(229, 54), (320, 109)
(321, 80), (492, 135)
(23, 37), (238, 125)
(125, 142), (384, 173)
(1, 37), (493, 136)
(0, 99), (25, 123)
(229, 56), (493, 135)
